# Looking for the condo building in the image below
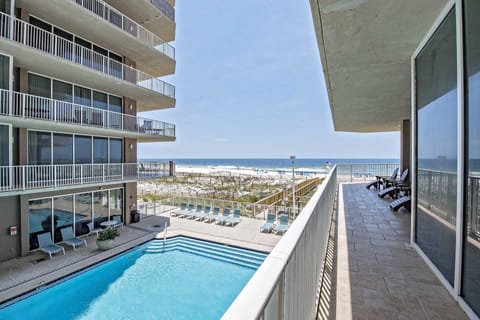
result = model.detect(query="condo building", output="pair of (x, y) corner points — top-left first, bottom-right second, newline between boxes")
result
(310, 0), (480, 318)
(0, 0), (176, 262)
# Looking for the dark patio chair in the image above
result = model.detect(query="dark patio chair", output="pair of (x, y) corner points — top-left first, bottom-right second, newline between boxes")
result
(378, 169), (409, 199)
(366, 167), (398, 190)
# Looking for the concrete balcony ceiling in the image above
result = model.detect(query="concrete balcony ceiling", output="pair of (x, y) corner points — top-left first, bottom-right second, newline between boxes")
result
(310, 0), (450, 132)
(104, 0), (176, 42)
(16, 0), (175, 77)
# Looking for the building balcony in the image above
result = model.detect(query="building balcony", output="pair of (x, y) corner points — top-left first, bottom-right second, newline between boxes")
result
(104, 0), (175, 42)
(0, 162), (170, 195)
(16, 0), (175, 77)
(0, 12), (175, 111)
(0, 90), (175, 142)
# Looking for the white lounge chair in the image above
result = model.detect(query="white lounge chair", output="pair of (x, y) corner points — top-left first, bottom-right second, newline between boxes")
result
(225, 209), (241, 226)
(60, 227), (87, 250)
(37, 232), (65, 259)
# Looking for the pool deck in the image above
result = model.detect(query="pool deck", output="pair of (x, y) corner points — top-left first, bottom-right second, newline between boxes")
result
(0, 213), (280, 304)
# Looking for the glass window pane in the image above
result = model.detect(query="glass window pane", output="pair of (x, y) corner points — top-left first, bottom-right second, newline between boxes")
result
(52, 133), (73, 164)
(110, 189), (123, 221)
(52, 80), (72, 102)
(74, 86), (91, 107)
(28, 74), (51, 98)
(75, 193), (92, 236)
(0, 125), (9, 166)
(28, 131), (51, 165)
(28, 198), (52, 250)
(75, 135), (92, 164)
(463, 0), (480, 315)
(93, 137), (108, 163)
(109, 138), (122, 163)
(93, 190), (108, 224)
(93, 91), (108, 110)
(415, 8), (457, 285)
(53, 195), (74, 243)
(108, 95), (122, 113)
(0, 54), (9, 90)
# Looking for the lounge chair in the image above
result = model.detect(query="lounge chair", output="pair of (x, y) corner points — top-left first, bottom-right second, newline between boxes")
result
(225, 208), (241, 226)
(190, 204), (203, 220)
(274, 214), (289, 234)
(87, 222), (102, 237)
(182, 203), (196, 219)
(112, 216), (124, 229)
(37, 232), (65, 259)
(378, 169), (409, 199)
(366, 168), (398, 190)
(195, 205), (211, 221)
(60, 227), (87, 250)
(171, 202), (187, 217)
(205, 206), (220, 223)
(260, 213), (276, 233)
(390, 195), (411, 212)
(215, 207), (231, 225)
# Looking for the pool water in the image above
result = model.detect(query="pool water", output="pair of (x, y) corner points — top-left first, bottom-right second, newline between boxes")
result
(0, 237), (265, 320)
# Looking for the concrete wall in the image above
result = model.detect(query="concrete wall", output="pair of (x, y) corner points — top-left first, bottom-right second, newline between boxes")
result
(124, 182), (137, 224)
(0, 196), (20, 262)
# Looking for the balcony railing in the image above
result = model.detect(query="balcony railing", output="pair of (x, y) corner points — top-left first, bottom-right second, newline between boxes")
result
(0, 89), (175, 138)
(222, 166), (337, 319)
(0, 12), (175, 98)
(0, 163), (170, 192)
(337, 163), (400, 182)
(149, 0), (175, 22)
(72, 0), (175, 59)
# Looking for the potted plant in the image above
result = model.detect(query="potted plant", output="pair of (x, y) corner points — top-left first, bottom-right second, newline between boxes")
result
(96, 228), (120, 251)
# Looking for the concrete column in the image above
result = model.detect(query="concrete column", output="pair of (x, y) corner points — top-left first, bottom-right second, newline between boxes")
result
(400, 119), (411, 182)
(125, 182), (137, 224)
(18, 128), (28, 165)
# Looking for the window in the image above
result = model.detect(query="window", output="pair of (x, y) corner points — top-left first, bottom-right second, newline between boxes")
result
(74, 86), (91, 107)
(52, 133), (73, 164)
(109, 139), (122, 163)
(93, 137), (108, 163)
(75, 135), (92, 164)
(28, 131), (51, 165)
(52, 80), (72, 102)
(93, 91), (108, 110)
(415, 8), (457, 285)
(28, 74), (51, 98)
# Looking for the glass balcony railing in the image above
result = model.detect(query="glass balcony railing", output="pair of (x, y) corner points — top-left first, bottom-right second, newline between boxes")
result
(0, 162), (171, 192)
(149, 0), (175, 22)
(0, 12), (175, 98)
(72, 0), (175, 59)
(0, 89), (176, 138)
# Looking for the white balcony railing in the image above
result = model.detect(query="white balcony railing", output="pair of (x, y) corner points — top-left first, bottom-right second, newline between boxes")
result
(0, 12), (175, 98)
(336, 163), (400, 182)
(222, 166), (337, 320)
(72, 0), (175, 59)
(0, 163), (170, 192)
(0, 89), (175, 138)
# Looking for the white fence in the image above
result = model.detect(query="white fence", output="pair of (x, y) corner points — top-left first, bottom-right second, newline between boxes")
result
(0, 162), (170, 192)
(0, 89), (175, 137)
(0, 12), (175, 98)
(337, 163), (399, 182)
(222, 166), (337, 319)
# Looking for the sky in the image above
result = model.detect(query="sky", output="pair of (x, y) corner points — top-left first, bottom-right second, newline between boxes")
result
(138, 1), (400, 159)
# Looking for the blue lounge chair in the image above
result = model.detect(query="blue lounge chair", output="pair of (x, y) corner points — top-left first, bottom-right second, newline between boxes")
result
(215, 207), (231, 225)
(274, 214), (289, 234)
(190, 204), (203, 219)
(87, 222), (102, 238)
(37, 232), (65, 259)
(60, 227), (87, 250)
(171, 202), (187, 217)
(112, 216), (124, 229)
(183, 203), (196, 219)
(205, 207), (220, 223)
(195, 205), (211, 221)
(260, 213), (276, 233)
(225, 208), (241, 226)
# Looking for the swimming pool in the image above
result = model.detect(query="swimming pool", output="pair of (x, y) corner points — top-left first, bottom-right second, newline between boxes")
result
(0, 236), (267, 320)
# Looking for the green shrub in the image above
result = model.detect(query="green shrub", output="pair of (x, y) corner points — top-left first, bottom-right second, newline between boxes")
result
(97, 228), (120, 241)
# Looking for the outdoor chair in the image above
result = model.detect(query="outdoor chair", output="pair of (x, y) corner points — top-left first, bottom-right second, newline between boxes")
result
(260, 213), (276, 233)
(274, 214), (289, 234)
(378, 169), (409, 199)
(205, 206), (220, 223)
(60, 227), (87, 250)
(87, 222), (102, 238)
(190, 204), (203, 220)
(171, 202), (187, 217)
(225, 208), (241, 227)
(112, 216), (124, 229)
(195, 205), (211, 221)
(182, 203), (196, 219)
(366, 168), (398, 190)
(37, 232), (65, 259)
(215, 207), (231, 225)
(390, 195), (411, 212)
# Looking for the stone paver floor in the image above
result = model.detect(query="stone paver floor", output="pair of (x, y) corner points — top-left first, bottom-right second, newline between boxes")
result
(335, 183), (468, 320)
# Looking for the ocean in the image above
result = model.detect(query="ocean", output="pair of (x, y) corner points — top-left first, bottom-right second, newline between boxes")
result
(140, 158), (399, 171)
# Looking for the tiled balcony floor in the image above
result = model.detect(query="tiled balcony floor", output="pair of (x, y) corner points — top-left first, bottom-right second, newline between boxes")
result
(333, 183), (467, 320)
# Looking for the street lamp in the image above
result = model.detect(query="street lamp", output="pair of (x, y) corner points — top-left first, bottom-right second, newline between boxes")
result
(290, 155), (296, 217)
